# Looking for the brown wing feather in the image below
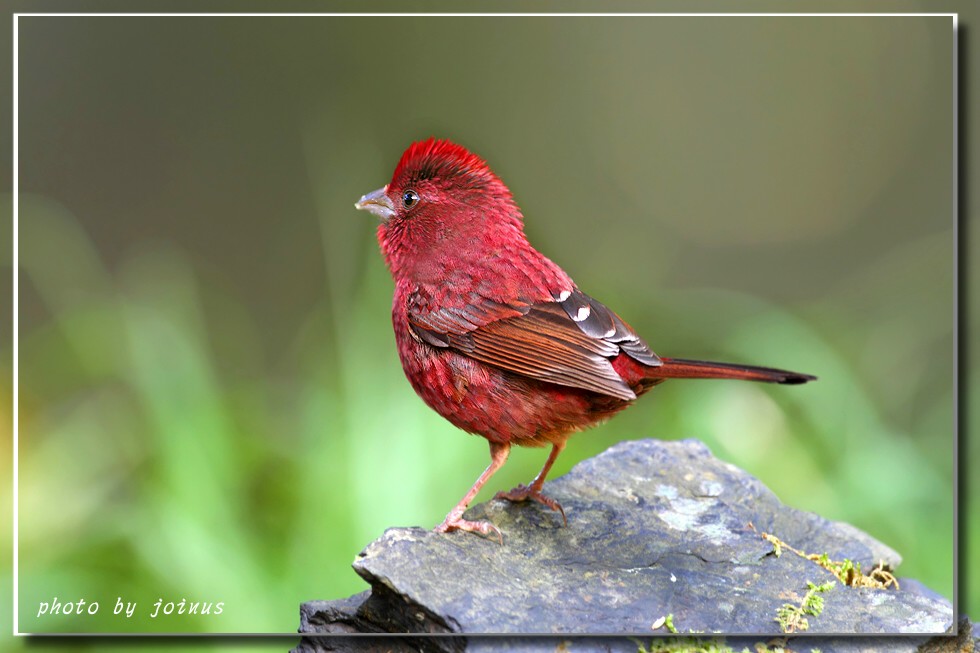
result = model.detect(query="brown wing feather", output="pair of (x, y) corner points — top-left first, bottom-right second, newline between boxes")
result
(454, 304), (637, 400)
(408, 289), (661, 401)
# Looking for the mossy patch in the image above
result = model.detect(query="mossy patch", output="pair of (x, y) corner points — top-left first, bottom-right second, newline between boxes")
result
(750, 527), (901, 633)
(774, 580), (835, 633)
(754, 528), (899, 590)
(636, 640), (748, 653)
(651, 613), (679, 633)
(635, 637), (824, 653)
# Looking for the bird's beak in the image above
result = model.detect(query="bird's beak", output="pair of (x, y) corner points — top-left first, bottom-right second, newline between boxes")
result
(355, 185), (396, 221)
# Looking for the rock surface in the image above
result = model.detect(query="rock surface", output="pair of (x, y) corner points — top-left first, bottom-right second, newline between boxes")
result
(296, 439), (957, 650)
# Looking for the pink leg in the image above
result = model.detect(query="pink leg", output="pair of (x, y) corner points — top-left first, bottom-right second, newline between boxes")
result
(495, 441), (567, 526)
(435, 441), (510, 543)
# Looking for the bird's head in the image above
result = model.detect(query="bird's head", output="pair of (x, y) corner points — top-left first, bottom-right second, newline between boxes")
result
(355, 138), (527, 281)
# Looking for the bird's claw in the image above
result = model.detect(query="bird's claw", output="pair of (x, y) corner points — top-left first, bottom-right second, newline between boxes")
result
(434, 514), (503, 544)
(495, 484), (567, 526)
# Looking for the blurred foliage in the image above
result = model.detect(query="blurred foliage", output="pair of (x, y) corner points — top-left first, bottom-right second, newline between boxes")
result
(7, 14), (958, 635)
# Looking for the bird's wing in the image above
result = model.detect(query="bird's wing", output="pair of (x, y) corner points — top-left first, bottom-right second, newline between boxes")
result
(408, 289), (661, 401)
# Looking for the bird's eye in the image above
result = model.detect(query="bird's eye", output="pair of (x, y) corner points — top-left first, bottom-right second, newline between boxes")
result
(402, 189), (420, 209)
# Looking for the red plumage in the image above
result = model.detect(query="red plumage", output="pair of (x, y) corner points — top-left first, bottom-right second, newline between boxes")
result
(355, 138), (815, 542)
(392, 138), (496, 187)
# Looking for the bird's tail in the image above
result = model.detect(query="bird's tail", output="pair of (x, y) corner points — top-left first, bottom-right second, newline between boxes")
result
(648, 357), (816, 385)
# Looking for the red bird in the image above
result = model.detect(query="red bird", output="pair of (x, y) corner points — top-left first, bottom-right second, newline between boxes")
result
(356, 138), (814, 542)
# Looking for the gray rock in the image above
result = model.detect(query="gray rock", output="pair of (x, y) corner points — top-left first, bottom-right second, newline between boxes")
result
(296, 439), (957, 650)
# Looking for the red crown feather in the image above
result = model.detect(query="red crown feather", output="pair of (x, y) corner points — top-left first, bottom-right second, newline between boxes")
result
(391, 138), (496, 188)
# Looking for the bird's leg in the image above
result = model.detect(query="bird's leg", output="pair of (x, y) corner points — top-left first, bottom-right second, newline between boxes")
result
(495, 441), (567, 525)
(435, 441), (511, 543)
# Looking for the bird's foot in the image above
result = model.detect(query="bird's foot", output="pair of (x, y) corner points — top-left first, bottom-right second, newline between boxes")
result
(495, 484), (567, 526)
(434, 512), (503, 544)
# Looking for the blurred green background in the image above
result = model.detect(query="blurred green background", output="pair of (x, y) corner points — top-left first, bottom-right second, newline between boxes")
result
(8, 13), (956, 635)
